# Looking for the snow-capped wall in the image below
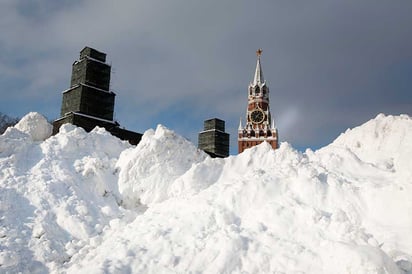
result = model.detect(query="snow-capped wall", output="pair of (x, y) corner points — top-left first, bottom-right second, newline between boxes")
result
(0, 113), (411, 273)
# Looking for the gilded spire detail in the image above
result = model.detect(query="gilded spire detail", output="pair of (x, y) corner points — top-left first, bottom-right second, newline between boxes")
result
(252, 49), (264, 86)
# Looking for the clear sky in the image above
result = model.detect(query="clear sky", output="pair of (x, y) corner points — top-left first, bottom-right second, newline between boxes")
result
(1, 0), (411, 154)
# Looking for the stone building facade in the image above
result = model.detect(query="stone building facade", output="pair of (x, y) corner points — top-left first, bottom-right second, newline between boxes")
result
(52, 47), (142, 145)
(198, 118), (230, 158)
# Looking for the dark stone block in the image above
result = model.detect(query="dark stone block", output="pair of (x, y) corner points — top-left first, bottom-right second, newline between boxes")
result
(204, 118), (225, 132)
(198, 118), (230, 158)
(80, 47), (106, 62)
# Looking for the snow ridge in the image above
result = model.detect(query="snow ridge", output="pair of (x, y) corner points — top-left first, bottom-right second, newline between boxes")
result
(0, 113), (411, 273)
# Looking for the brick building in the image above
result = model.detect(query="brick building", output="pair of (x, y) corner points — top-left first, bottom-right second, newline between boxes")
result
(238, 49), (278, 153)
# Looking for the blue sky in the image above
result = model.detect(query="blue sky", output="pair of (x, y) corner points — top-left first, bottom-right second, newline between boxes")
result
(1, 0), (411, 154)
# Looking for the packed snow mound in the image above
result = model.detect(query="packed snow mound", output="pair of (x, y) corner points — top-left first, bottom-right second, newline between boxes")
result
(117, 124), (207, 207)
(14, 112), (52, 141)
(68, 141), (405, 274)
(331, 113), (412, 157)
(313, 113), (412, 265)
(0, 127), (31, 157)
(0, 123), (131, 273)
(0, 113), (411, 273)
(319, 113), (412, 182)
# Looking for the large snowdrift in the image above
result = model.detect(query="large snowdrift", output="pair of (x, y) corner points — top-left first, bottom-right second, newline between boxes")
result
(14, 112), (52, 142)
(0, 113), (411, 273)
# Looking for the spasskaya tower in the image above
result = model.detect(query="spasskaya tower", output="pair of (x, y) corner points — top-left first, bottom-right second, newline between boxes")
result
(238, 49), (279, 153)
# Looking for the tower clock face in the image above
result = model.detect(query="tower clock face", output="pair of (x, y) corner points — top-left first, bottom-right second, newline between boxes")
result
(250, 109), (265, 124)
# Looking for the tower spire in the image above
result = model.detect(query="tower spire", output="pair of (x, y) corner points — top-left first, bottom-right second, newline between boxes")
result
(238, 49), (278, 153)
(252, 48), (264, 86)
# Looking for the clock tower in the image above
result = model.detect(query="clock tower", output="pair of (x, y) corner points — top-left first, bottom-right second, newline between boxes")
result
(238, 49), (279, 153)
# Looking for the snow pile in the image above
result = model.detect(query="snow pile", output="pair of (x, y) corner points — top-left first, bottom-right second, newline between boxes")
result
(117, 125), (207, 207)
(324, 113), (412, 182)
(0, 113), (411, 273)
(0, 119), (131, 273)
(314, 114), (412, 267)
(14, 112), (52, 141)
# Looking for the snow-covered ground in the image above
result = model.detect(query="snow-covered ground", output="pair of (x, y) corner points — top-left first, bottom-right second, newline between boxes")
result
(0, 112), (411, 273)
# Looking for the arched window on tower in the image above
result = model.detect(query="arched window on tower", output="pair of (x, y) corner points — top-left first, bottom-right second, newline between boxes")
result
(255, 86), (260, 94)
